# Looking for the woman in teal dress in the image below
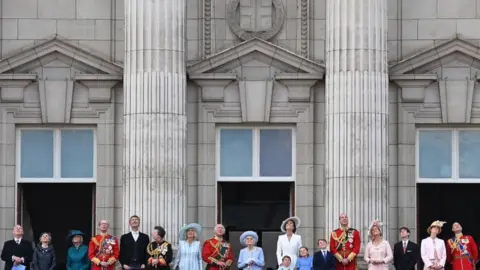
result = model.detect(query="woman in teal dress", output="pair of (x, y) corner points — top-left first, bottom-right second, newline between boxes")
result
(66, 230), (90, 270)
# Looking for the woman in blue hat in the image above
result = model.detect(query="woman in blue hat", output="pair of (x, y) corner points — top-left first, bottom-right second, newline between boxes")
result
(172, 223), (202, 270)
(66, 230), (90, 270)
(237, 231), (265, 270)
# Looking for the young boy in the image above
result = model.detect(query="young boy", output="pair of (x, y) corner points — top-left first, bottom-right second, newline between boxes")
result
(278, 255), (294, 270)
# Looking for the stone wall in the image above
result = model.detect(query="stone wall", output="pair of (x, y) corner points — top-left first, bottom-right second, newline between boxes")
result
(1, 0), (124, 63)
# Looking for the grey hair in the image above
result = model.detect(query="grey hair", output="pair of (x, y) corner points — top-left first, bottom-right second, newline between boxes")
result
(39, 232), (52, 244)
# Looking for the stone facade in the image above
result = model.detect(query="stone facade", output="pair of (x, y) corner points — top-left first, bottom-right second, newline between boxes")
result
(0, 0), (479, 268)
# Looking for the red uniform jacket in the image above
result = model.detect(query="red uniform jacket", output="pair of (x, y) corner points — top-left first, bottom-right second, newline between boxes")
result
(447, 235), (478, 270)
(330, 227), (361, 270)
(202, 237), (234, 269)
(88, 234), (120, 270)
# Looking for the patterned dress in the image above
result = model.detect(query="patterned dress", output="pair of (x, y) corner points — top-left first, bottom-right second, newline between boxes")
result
(172, 240), (202, 270)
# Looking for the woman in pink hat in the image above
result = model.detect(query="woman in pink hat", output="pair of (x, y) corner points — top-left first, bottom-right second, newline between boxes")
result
(364, 220), (393, 270)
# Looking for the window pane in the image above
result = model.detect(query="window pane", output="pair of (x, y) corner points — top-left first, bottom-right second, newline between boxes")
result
(21, 130), (54, 178)
(459, 130), (480, 178)
(418, 130), (452, 178)
(61, 130), (94, 178)
(260, 129), (292, 177)
(220, 129), (253, 177)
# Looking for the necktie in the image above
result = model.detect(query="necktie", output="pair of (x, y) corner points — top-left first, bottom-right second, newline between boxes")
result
(403, 242), (406, 253)
(323, 251), (327, 260)
(16, 240), (20, 245)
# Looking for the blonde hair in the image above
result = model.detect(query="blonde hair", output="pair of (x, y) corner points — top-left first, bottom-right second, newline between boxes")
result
(184, 228), (197, 240)
(72, 235), (84, 244)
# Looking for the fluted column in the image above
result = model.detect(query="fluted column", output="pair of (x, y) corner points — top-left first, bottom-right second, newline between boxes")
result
(324, 0), (389, 245)
(123, 0), (186, 247)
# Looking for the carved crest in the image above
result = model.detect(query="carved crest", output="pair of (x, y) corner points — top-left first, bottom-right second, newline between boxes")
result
(227, 0), (285, 41)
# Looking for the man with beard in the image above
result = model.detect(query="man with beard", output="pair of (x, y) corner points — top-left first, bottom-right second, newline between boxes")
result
(329, 213), (361, 270)
(202, 224), (234, 269)
(446, 222), (478, 270)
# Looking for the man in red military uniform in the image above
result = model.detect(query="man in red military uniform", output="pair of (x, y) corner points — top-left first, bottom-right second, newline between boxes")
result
(446, 222), (478, 270)
(202, 224), (234, 269)
(88, 220), (120, 270)
(330, 213), (361, 270)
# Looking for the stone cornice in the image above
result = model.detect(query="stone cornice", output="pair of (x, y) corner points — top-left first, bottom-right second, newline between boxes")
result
(189, 73), (236, 102)
(276, 73), (320, 102)
(187, 38), (325, 75)
(0, 35), (123, 75)
(390, 38), (480, 75)
(75, 74), (122, 103)
(0, 74), (37, 103)
(390, 74), (437, 103)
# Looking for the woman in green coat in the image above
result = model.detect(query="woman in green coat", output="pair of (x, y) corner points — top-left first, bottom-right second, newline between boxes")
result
(66, 230), (90, 270)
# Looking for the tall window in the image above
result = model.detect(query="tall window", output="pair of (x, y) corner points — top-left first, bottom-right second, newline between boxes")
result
(417, 128), (480, 183)
(217, 127), (295, 181)
(17, 128), (96, 183)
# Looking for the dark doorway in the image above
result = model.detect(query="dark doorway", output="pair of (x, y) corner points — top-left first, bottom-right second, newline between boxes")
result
(20, 183), (95, 270)
(417, 183), (480, 270)
(218, 182), (294, 270)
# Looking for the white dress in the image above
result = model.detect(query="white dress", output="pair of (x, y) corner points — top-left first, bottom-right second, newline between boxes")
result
(276, 234), (302, 267)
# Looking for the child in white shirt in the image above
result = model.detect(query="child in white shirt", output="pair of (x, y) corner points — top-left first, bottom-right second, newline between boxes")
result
(278, 255), (294, 270)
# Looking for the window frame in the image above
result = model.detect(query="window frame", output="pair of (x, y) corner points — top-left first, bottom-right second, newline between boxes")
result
(216, 126), (296, 182)
(416, 127), (480, 183)
(16, 127), (97, 183)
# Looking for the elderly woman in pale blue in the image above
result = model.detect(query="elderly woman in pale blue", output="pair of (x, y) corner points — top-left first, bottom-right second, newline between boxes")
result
(237, 231), (265, 270)
(172, 223), (202, 270)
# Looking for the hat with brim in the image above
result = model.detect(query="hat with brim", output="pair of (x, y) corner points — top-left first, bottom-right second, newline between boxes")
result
(67, 230), (87, 243)
(368, 219), (383, 236)
(179, 223), (202, 241)
(427, 220), (446, 234)
(240, 231), (258, 246)
(280, 216), (301, 232)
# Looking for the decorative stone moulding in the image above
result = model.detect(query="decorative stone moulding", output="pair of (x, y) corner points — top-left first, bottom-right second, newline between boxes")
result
(38, 78), (75, 123)
(276, 73), (320, 102)
(227, 0), (285, 41)
(0, 74), (37, 103)
(390, 74), (438, 103)
(438, 78), (475, 124)
(238, 78), (274, 122)
(189, 73), (236, 102)
(75, 74), (122, 103)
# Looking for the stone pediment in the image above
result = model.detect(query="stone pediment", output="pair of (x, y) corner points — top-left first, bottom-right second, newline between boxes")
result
(0, 35), (123, 75)
(187, 37), (325, 76)
(390, 38), (480, 75)
(0, 36), (123, 124)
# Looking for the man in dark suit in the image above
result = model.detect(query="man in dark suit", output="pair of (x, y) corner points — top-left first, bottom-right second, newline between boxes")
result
(0, 225), (33, 270)
(313, 239), (336, 270)
(393, 227), (419, 270)
(120, 215), (150, 269)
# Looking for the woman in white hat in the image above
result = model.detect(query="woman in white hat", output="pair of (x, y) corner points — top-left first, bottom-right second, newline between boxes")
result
(276, 216), (303, 268)
(237, 231), (265, 270)
(421, 220), (447, 270)
(364, 219), (393, 270)
(172, 223), (202, 270)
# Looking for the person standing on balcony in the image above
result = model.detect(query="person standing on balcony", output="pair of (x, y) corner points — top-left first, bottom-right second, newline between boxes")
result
(329, 213), (360, 270)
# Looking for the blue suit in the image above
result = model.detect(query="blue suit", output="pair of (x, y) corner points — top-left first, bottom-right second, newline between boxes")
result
(312, 250), (336, 270)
